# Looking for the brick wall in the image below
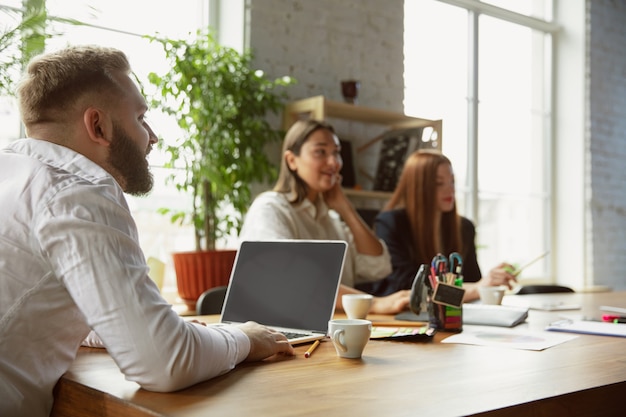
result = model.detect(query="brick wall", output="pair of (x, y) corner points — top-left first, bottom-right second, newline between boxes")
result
(587, 0), (626, 290)
(248, 0), (405, 198)
(248, 0), (404, 111)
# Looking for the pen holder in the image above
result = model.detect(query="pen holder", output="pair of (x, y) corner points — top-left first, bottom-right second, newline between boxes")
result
(427, 287), (463, 333)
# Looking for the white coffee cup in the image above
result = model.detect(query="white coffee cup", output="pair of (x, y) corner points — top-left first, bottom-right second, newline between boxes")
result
(328, 319), (371, 359)
(478, 286), (506, 305)
(342, 293), (373, 319)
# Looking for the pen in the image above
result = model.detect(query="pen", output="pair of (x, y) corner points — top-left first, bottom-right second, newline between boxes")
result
(602, 314), (626, 322)
(613, 318), (626, 324)
(304, 340), (320, 358)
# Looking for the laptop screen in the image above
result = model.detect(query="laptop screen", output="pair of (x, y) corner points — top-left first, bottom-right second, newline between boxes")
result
(221, 240), (347, 333)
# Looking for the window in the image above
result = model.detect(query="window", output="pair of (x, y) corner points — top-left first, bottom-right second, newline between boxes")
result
(404, 0), (556, 281)
(0, 0), (211, 294)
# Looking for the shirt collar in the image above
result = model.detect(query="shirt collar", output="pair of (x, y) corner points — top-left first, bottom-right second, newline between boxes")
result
(7, 138), (114, 185)
(294, 195), (329, 220)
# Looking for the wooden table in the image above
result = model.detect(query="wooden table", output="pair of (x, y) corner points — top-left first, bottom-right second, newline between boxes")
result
(51, 292), (626, 417)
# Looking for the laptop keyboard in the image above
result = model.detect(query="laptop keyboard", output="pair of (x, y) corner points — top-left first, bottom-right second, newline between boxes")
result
(280, 331), (310, 340)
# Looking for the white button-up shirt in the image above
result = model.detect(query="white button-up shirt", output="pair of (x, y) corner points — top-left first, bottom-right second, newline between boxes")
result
(0, 139), (250, 417)
(239, 191), (391, 287)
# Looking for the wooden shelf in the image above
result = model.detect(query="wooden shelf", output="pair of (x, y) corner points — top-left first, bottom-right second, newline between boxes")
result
(282, 95), (443, 203)
(343, 188), (392, 200)
(283, 95), (442, 135)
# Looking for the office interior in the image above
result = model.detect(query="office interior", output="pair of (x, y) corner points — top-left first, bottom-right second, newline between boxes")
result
(240, 0), (626, 293)
(1, 0), (624, 294)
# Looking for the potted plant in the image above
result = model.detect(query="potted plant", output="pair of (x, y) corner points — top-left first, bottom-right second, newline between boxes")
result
(147, 29), (294, 310)
(0, 5), (47, 96)
(1, 3), (85, 96)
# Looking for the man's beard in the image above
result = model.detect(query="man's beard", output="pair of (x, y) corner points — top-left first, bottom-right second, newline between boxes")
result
(108, 124), (154, 196)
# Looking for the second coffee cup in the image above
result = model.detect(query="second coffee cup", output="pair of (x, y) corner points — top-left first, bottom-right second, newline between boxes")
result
(478, 286), (506, 305)
(342, 293), (373, 319)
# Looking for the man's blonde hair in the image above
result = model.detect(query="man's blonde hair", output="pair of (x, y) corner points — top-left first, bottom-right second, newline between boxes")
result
(17, 45), (131, 127)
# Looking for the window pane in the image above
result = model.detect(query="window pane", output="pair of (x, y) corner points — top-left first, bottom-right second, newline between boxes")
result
(480, 0), (553, 20)
(403, 0), (469, 196)
(0, 4), (28, 143)
(477, 15), (550, 277)
(47, 0), (207, 37)
(0, 1), (21, 9)
(0, 96), (20, 148)
(404, 1), (553, 281)
(2, 1), (211, 295)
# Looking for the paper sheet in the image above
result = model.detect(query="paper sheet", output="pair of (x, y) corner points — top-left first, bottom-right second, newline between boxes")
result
(441, 328), (577, 351)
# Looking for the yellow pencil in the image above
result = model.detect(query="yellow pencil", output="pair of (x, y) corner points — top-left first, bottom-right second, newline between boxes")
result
(304, 340), (320, 358)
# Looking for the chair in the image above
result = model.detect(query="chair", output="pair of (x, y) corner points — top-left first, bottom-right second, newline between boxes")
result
(514, 285), (574, 295)
(196, 286), (228, 315)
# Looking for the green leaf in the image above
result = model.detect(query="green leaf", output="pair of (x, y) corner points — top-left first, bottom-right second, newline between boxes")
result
(145, 29), (296, 250)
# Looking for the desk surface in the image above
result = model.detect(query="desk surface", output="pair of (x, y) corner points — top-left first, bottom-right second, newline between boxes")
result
(51, 291), (626, 417)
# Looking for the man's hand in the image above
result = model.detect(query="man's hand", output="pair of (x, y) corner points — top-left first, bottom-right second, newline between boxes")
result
(236, 321), (295, 361)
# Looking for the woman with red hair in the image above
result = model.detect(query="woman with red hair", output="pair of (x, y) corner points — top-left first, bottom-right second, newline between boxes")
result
(358, 150), (516, 301)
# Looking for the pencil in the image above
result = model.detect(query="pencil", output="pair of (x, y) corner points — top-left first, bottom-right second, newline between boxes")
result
(304, 340), (320, 358)
(511, 251), (549, 276)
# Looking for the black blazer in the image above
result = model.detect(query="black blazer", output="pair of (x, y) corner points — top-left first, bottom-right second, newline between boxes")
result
(356, 209), (481, 296)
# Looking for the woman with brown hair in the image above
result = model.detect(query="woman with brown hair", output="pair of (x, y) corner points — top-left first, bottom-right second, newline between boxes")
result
(358, 150), (516, 301)
(240, 119), (410, 314)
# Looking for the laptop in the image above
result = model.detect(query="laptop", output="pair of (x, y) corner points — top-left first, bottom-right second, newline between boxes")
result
(219, 240), (348, 344)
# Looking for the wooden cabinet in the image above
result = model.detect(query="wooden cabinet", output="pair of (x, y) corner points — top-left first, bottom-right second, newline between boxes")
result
(282, 95), (442, 206)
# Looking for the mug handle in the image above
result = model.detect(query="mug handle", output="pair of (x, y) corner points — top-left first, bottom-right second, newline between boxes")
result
(332, 329), (347, 352)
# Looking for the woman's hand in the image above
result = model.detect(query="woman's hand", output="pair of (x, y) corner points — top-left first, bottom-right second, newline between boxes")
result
(481, 262), (517, 289)
(323, 174), (385, 257)
(322, 174), (351, 214)
(462, 262), (517, 302)
(370, 290), (411, 314)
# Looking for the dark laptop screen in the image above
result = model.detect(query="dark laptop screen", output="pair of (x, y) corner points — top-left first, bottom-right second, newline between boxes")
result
(221, 240), (347, 333)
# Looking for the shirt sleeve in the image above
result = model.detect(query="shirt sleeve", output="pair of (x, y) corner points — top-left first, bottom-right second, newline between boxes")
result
(350, 239), (392, 283)
(332, 211), (392, 284)
(36, 183), (250, 392)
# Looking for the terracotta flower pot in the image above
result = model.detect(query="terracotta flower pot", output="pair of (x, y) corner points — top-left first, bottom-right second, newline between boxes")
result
(172, 249), (237, 312)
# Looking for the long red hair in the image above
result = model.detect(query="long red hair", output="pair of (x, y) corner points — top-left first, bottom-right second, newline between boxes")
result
(383, 150), (462, 265)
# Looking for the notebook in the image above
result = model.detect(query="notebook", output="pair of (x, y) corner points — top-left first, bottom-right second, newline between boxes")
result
(462, 303), (529, 327)
(396, 304), (529, 327)
(219, 240), (347, 344)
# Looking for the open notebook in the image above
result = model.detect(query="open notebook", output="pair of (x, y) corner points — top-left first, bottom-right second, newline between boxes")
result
(219, 240), (347, 344)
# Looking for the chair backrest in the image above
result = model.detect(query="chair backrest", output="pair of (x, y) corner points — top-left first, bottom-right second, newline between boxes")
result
(196, 286), (228, 315)
(515, 285), (574, 295)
